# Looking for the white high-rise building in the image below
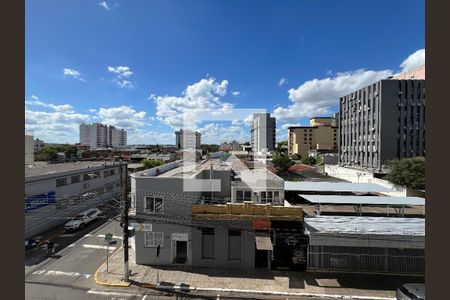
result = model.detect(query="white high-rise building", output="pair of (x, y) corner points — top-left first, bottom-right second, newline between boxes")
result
(80, 123), (127, 149)
(250, 113), (276, 153)
(175, 129), (201, 149)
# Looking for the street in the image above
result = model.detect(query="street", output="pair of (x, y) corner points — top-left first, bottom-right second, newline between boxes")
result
(25, 219), (330, 300)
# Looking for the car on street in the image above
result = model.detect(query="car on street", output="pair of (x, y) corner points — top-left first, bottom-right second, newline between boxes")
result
(396, 283), (425, 300)
(64, 208), (103, 231)
(25, 239), (38, 250)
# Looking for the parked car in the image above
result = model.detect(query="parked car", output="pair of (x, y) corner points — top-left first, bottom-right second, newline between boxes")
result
(396, 283), (425, 300)
(25, 239), (38, 250)
(64, 208), (103, 232)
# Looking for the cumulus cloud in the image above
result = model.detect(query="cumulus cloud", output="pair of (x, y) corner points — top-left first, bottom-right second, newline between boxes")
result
(273, 69), (393, 121)
(232, 91), (240, 96)
(63, 68), (86, 82)
(97, 106), (147, 129)
(400, 49), (425, 72)
(197, 123), (250, 144)
(107, 66), (135, 88)
(153, 77), (231, 128)
(25, 97), (91, 143)
(278, 77), (288, 87)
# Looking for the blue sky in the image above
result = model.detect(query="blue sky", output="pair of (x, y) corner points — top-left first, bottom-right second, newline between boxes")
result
(25, 0), (425, 145)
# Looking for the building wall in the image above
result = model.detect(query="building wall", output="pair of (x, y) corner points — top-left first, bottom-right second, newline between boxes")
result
(191, 225), (255, 268)
(310, 117), (333, 127)
(251, 113), (276, 153)
(25, 134), (34, 165)
(339, 79), (425, 170)
(175, 130), (201, 150)
(80, 123), (127, 149)
(288, 126), (338, 157)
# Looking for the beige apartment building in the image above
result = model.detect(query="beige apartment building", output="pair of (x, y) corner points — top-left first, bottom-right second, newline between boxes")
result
(288, 117), (338, 158)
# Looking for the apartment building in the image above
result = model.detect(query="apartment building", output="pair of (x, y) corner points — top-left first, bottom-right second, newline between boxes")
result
(175, 129), (201, 150)
(79, 123), (127, 149)
(288, 117), (339, 158)
(339, 75), (425, 171)
(250, 113), (276, 153)
(129, 156), (305, 270)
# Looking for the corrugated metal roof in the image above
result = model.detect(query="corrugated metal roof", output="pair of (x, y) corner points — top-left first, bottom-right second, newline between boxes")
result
(285, 181), (395, 193)
(299, 195), (425, 206)
(304, 216), (425, 236)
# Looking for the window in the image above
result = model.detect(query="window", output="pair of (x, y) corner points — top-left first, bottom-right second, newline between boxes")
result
(201, 228), (214, 259)
(144, 232), (164, 247)
(110, 169), (116, 176)
(228, 229), (241, 261)
(56, 178), (68, 187)
(94, 171), (101, 178)
(267, 191), (273, 203)
(244, 191), (252, 201)
(83, 173), (92, 181)
(236, 190), (244, 203)
(103, 170), (110, 177)
(71, 175), (80, 184)
(145, 196), (163, 213)
(260, 191), (267, 203)
(274, 191), (280, 203)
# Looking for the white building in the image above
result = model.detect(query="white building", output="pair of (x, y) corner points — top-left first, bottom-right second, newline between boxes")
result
(250, 113), (276, 153)
(25, 133), (34, 165)
(80, 123), (127, 149)
(175, 129), (201, 150)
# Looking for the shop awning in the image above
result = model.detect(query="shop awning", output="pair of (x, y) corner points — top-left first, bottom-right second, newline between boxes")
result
(255, 234), (273, 251)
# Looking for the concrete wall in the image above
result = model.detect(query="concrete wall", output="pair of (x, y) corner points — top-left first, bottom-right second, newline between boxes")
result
(25, 135), (34, 165)
(191, 225), (255, 269)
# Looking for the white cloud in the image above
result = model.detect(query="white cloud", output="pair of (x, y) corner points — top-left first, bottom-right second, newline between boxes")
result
(273, 69), (393, 121)
(278, 77), (288, 87)
(400, 49), (425, 72)
(97, 106), (147, 129)
(99, 1), (111, 11)
(107, 66), (135, 88)
(232, 91), (240, 96)
(26, 98), (76, 113)
(63, 68), (86, 82)
(197, 123), (250, 144)
(153, 77), (232, 128)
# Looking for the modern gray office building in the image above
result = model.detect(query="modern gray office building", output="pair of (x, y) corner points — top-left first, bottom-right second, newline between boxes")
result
(339, 77), (425, 171)
(250, 113), (276, 153)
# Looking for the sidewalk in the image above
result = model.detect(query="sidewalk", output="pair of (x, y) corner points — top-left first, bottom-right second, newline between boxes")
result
(96, 247), (423, 299)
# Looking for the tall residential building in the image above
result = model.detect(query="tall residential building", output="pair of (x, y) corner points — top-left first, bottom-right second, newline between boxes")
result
(250, 113), (276, 153)
(339, 76), (425, 171)
(79, 123), (127, 149)
(25, 132), (34, 165)
(175, 129), (201, 149)
(287, 116), (339, 158)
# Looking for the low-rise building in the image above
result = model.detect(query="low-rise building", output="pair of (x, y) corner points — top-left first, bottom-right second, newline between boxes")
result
(129, 156), (305, 270)
(25, 161), (124, 239)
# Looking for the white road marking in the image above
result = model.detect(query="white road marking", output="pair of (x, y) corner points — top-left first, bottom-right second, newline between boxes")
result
(68, 243), (76, 248)
(141, 295), (147, 300)
(32, 269), (91, 278)
(87, 289), (140, 297)
(97, 234), (122, 239)
(83, 244), (116, 250)
(60, 233), (77, 238)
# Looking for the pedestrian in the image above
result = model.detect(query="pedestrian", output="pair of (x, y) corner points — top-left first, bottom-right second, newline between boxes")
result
(46, 240), (55, 256)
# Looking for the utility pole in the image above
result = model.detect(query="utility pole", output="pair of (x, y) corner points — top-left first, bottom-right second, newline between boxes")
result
(120, 161), (130, 282)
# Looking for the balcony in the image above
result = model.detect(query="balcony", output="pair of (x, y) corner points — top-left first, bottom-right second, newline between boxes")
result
(192, 202), (304, 221)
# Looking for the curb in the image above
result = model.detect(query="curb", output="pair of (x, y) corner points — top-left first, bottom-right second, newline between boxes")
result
(154, 284), (396, 300)
(94, 246), (131, 287)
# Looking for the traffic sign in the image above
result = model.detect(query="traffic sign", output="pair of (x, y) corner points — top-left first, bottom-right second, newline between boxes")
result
(105, 233), (113, 241)
(130, 223), (152, 232)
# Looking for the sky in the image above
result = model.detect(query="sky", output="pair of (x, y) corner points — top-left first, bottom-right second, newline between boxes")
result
(25, 0), (425, 145)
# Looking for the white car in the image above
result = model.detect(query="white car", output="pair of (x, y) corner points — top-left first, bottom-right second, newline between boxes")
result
(64, 208), (103, 231)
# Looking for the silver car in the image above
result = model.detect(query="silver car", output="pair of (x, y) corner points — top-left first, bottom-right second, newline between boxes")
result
(64, 208), (102, 231)
(396, 283), (425, 300)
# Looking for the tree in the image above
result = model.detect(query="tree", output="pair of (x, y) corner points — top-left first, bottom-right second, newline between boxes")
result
(301, 156), (317, 165)
(271, 155), (294, 173)
(385, 157), (425, 190)
(142, 158), (165, 169)
(291, 153), (302, 160)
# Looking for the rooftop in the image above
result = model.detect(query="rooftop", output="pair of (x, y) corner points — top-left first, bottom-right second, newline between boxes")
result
(25, 161), (117, 178)
(285, 181), (395, 193)
(304, 216), (425, 236)
(298, 195), (425, 206)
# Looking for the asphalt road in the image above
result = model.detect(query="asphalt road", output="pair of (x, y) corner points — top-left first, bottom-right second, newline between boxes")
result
(25, 219), (329, 300)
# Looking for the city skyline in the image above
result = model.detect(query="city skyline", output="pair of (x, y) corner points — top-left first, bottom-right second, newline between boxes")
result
(25, 0), (425, 145)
